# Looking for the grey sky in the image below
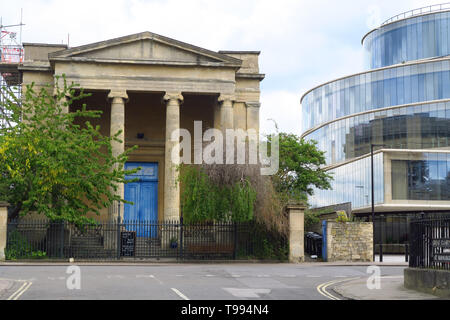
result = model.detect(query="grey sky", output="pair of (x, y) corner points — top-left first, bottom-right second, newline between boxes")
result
(0, 0), (444, 135)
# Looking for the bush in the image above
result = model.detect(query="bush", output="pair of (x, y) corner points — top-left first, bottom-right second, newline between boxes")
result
(5, 230), (47, 260)
(336, 211), (350, 223)
(179, 165), (256, 224)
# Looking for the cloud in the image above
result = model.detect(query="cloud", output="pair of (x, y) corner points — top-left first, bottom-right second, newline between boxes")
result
(1, 0), (445, 136)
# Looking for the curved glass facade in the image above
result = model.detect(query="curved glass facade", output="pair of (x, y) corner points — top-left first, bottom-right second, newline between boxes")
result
(308, 101), (450, 165)
(302, 59), (450, 132)
(363, 11), (450, 69)
(309, 153), (384, 209)
(302, 8), (450, 211)
(392, 153), (450, 201)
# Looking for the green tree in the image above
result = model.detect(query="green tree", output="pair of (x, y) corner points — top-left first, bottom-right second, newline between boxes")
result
(179, 165), (256, 224)
(270, 133), (332, 203)
(0, 76), (138, 224)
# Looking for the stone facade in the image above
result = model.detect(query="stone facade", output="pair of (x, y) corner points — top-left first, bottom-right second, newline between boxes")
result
(326, 222), (373, 262)
(17, 32), (264, 222)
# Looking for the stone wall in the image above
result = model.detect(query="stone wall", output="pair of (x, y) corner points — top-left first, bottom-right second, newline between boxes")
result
(404, 268), (450, 298)
(326, 222), (373, 262)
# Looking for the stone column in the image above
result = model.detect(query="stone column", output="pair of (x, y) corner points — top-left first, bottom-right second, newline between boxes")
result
(218, 94), (235, 131)
(163, 92), (183, 222)
(287, 203), (306, 263)
(0, 202), (8, 261)
(108, 90), (128, 220)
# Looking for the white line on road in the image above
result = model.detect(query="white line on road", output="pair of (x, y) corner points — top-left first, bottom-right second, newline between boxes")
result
(171, 288), (190, 300)
(149, 275), (164, 285)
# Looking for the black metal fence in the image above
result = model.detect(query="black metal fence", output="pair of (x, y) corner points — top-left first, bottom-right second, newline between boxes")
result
(5, 217), (288, 261)
(409, 216), (450, 270)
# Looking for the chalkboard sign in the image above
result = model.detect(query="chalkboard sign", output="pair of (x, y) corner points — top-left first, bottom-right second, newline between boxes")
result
(432, 238), (450, 263)
(121, 231), (136, 257)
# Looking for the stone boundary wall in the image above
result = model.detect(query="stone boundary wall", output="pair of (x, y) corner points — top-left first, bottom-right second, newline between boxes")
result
(404, 268), (450, 298)
(327, 222), (373, 262)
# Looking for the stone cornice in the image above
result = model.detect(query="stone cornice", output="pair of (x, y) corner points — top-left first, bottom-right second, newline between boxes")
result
(236, 73), (265, 81)
(50, 57), (241, 68)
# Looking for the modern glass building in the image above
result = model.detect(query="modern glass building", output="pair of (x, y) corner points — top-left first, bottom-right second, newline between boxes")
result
(301, 5), (450, 220)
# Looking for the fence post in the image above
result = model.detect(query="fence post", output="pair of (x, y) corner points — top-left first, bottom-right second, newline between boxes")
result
(59, 220), (65, 259)
(179, 217), (184, 260)
(117, 206), (121, 260)
(286, 203), (306, 263)
(233, 222), (238, 260)
(0, 202), (8, 261)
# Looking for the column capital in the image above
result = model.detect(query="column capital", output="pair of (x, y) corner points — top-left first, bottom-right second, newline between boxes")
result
(245, 102), (261, 108)
(218, 93), (236, 104)
(163, 92), (184, 104)
(108, 90), (129, 102)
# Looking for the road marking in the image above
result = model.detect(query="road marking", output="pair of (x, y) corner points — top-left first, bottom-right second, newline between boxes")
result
(7, 281), (32, 301)
(257, 275), (270, 278)
(149, 275), (164, 285)
(316, 277), (360, 300)
(231, 275), (241, 278)
(205, 275), (215, 277)
(171, 288), (190, 300)
(307, 275), (321, 278)
(12, 282), (32, 300)
(224, 288), (271, 298)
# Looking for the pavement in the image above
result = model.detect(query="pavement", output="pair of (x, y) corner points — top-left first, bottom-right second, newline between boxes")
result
(332, 275), (440, 300)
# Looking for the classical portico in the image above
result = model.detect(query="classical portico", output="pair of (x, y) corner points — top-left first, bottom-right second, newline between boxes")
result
(19, 32), (264, 222)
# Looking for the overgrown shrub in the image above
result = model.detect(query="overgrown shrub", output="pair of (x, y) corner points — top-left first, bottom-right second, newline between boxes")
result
(5, 230), (47, 260)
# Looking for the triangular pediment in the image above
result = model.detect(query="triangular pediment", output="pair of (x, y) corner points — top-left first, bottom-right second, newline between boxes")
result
(49, 32), (242, 67)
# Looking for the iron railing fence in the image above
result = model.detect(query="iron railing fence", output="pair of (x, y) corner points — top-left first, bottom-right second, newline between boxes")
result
(5, 217), (288, 261)
(409, 216), (450, 270)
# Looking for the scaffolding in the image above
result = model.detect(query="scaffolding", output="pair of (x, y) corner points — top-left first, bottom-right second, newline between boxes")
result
(0, 12), (24, 129)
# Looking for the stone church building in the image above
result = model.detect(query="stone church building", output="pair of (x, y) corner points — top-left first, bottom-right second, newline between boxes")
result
(19, 31), (264, 223)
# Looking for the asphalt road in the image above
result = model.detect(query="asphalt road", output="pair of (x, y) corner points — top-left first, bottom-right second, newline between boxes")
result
(0, 264), (405, 300)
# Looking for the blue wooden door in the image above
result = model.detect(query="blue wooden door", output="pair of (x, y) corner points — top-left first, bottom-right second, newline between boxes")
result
(124, 163), (158, 237)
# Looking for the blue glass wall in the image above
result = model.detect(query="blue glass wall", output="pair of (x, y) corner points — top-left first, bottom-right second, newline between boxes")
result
(302, 59), (450, 132)
(392, 153), (450, 201)
(306, 101), (450, 165)
(310, 153), (384, 210)
(364, 12), (450, 69)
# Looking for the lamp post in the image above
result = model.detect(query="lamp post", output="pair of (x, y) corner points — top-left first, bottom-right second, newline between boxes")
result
(371, 143), (386, 262)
